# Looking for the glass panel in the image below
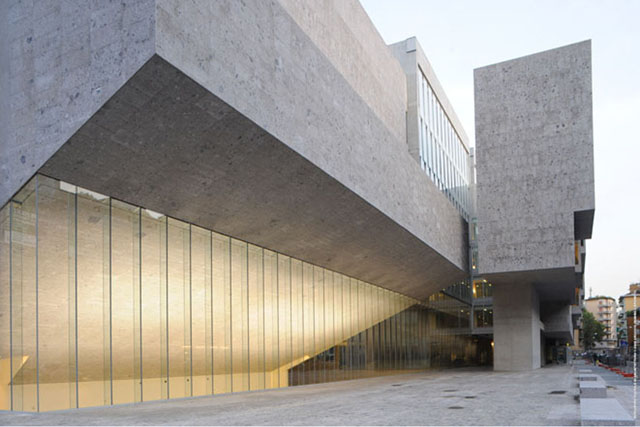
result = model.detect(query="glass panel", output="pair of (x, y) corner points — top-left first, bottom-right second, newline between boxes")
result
(110, 199), (140, 405)
(263, 250), (278, 389)
(140, 209), (167, 402)
(289, 259), (302, 386)
(167, 219), (190, 399)
(230, 239), (248, 393)
(301, 263), (313, 385)
(277, 255), (290, 388)
(212, 233), (230, 394)
(247, 244), (264, 391)
(333, 274), (344, 381)
(37, 177), (76, 411)
(10, 179), (38, 412)
(313, 266), (324, 385)
(190, 226), (211, 396)
(76, 185), (110, 408)
(0, 201), (10, 410)
(323, 271), (334, 382)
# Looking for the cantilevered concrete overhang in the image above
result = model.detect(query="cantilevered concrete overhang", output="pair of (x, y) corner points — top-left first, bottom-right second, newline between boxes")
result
(481, 267), (581, 304)
(40, 55), (465, 301)
(2, 0), (469, 300)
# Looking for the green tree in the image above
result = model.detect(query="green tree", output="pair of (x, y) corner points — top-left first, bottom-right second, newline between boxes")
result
(581, 309), (605, 350)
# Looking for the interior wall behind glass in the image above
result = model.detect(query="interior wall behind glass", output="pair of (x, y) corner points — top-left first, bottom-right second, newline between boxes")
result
(0, 174), (479, 412)
(0, 201), (11, 410)
(37, 176), (76, 411)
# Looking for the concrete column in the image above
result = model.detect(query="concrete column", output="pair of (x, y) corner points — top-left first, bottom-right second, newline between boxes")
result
(493, 283), (542, 371)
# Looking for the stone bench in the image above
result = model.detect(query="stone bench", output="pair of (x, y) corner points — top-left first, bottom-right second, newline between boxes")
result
(579, 381), (607, 398)
(579, 368), (592, 373)
(577, 374), (599, 381)
(580, 398), (634, 426)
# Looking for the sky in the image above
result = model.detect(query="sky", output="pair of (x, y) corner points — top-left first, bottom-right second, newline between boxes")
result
(360, 0), (640, 300)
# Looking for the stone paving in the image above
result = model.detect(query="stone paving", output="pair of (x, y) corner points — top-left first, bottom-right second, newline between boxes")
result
(583, 362), (640, 425)
(0, 365), (581, 426)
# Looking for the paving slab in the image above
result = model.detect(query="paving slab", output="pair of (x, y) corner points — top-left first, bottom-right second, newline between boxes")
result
(578, 374), (600, 382)
(580, 381), (607, 398)
(0, 365), (580, 426)
(580, 398), (634, 426)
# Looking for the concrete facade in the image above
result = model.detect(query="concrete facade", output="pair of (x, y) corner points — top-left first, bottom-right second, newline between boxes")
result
(2, 0), (468, 300)
(0, 0), (156, 208)
(474, 41), (595, 369)
(475, 40), (594, 277)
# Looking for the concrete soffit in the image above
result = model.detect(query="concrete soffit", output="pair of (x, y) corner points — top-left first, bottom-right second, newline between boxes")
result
(39, 55), (466, 301)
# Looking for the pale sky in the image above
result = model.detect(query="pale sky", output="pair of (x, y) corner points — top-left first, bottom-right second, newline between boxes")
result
(361, 0), (640, 301)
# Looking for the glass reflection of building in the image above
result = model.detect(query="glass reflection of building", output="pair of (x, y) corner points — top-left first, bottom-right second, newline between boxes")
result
(0, 175), (485, 412)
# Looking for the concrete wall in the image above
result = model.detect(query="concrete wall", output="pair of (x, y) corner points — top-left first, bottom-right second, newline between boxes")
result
(2, 1), (469, 297)
(541, 303), (573, 343)
(0, 0), (156, 207)
(278, 0), (407, 145)
(474, 40), (594, 275)
(154, 0), (467, 271)
(493, 283), (542, 371)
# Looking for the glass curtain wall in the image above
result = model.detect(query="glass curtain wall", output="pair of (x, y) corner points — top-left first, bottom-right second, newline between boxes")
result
(0, 175), (477, 412)
(417, 69), (471, 219)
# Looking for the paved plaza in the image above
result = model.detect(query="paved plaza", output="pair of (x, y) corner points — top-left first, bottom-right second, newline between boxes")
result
(0, 365), (587, 426)
(582, 362), (640, 425)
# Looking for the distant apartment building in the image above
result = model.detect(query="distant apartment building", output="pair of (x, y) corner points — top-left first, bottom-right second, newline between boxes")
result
(617, 283), (640, 348)
(585, 297), (617, 349)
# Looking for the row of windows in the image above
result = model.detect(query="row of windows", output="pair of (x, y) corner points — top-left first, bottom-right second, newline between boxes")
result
(417, 69), (471, 219)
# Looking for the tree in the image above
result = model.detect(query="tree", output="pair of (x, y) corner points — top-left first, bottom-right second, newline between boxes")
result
(581, 309), (605, 350)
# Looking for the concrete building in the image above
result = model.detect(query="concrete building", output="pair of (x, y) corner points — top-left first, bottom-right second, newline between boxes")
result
(585, 297), (617, 349)
(475, 41), (594, 370)
(0, 0), (593, 412)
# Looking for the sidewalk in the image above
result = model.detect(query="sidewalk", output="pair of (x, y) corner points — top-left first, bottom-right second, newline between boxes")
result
(584, 362), (640, 425)
(0, 365), (580, 426)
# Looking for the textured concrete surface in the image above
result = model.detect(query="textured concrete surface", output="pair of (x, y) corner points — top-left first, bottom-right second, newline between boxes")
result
(474, 40), (594, 279)
(154, 0), (468, 272)
(0, 365), (580, 425)
(543, 303), (573, 342)
(0, 0), (156, 207)
(278, 0), (407, 144)
(2, 0), (468, 288)
(493, 283), (542, 371)
(40, 56), (464, 300)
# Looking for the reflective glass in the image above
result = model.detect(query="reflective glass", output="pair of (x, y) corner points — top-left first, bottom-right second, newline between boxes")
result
(0, 174), (487, 412)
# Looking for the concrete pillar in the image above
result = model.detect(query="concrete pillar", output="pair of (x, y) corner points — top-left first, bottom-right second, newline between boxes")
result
(493, 282), (542, 371)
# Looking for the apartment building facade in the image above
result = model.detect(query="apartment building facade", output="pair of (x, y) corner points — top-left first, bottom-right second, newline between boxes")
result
(0, 0), (593, 412)
(585, 297), (617, 349)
